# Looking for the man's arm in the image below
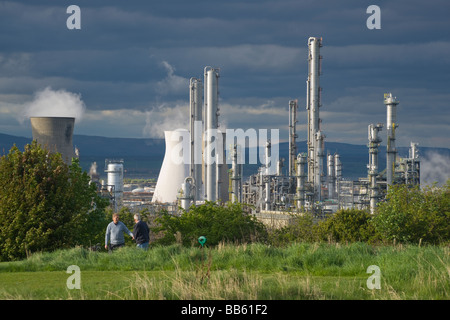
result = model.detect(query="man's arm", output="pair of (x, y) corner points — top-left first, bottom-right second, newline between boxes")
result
(105, 224), (110, 249)
(121, 222), (134, 239)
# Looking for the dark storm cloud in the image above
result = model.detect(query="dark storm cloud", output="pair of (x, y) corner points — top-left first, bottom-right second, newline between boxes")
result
(0, 0), (449, 148)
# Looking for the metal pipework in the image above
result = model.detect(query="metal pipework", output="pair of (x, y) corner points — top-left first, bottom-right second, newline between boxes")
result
(406, 142), (420, 185)
(368, 123), (383, 214)
(409, 142), (419, 159)
(189, 77), (203, 202)
(288, 100), (298, 177)
(204, 66), (220, 201)
(179, 176), (194, 211)
(384, 93), (399, 190)
(277, 158), (284, 176)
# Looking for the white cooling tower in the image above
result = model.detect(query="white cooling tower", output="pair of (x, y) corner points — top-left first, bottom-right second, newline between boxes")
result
(152, 130), (190, 203)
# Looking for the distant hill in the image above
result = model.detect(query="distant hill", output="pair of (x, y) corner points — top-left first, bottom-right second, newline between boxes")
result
(1, 132), (449, 181)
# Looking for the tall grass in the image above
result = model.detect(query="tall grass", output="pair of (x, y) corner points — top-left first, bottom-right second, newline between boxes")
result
(0, 242), (448, 299)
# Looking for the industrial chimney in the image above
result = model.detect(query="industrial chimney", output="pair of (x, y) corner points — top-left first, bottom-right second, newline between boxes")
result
(30, 117), (76, 164)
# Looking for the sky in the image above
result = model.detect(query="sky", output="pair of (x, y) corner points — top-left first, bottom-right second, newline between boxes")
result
(1, 0), (449, 151)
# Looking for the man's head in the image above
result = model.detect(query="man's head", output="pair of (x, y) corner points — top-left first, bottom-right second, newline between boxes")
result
(112, 213), (119, 224)
(134, 214), (140, 222)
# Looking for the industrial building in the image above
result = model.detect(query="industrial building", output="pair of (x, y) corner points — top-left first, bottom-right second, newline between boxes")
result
(32, 37), (420, 222)
(147, 36), (421, 225)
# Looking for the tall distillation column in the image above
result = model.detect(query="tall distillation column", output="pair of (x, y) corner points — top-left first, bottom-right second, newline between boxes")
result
(327, 153), (335, 199)
(315, 130), (325, 201)
(384, 93), (399, 190)
(296, 153), (307, 209)
(334, 153), (342, 201)
(231, 143), (242, 203)
(189, 77), (203, 202)
(368, 123), (383, 214)
(265, 140), (271, 211)
(306, 37), (324, 201)
(204, 67), (220, 201)
(288, 100), (298, 177)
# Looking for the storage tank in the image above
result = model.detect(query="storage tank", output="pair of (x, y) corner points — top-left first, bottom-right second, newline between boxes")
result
(30, 117), (76, 164)
(105, 160), (124, 211)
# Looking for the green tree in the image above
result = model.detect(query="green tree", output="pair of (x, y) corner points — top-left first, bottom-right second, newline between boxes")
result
(154, 201), (268, 246)
(372, 182), (450, 244)
(0, 142), (109, 261)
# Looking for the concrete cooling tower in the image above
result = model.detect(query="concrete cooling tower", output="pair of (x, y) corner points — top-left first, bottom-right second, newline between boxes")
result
(152, 130), (190, 203)
(30, 117), (76, 164)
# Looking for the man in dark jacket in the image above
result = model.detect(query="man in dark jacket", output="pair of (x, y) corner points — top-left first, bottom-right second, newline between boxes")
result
(133, 214), (150, 250)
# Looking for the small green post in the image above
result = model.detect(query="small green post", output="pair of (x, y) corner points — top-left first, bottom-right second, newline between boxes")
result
(198, 236), (207, 248)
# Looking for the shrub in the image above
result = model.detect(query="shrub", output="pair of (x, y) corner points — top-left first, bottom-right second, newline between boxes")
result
(268, 212), (318, 246)
(315, 209), (379, 243)
(153, 201), (268, 247)
(372, 182), (450, 244)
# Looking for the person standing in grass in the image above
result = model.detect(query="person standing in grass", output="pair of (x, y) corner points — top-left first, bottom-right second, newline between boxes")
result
(105, 213), (134, 251)
(133, 214), (150, 250)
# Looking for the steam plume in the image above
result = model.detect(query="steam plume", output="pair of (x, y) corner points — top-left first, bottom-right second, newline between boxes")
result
(143, 103), (189, 138)
(24, 87), (86, 121)
(420, 151), (450, 187)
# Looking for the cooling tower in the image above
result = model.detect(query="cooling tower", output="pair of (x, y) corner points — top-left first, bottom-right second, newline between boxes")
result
(152, 130), (190, 203)
(30, 117), (76, 164)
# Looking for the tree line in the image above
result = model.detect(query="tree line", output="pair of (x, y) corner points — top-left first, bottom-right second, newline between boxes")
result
(0, 142), (448, 261)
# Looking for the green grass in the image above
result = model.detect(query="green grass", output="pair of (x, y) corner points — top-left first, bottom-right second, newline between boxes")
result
(0, 242), (448, 300)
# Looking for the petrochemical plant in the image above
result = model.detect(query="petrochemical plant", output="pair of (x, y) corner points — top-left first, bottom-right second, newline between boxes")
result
(28, 37), (421, 226)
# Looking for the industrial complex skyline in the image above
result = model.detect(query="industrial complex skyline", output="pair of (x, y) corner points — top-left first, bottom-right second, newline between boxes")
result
(0, 0), (449, 150)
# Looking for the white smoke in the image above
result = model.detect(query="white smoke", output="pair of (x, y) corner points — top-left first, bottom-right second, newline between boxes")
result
(155, 61), (189, 96)
(22, 87), (86, 122)
(143, 103), (190, 138)
(420, 152), (450, 187)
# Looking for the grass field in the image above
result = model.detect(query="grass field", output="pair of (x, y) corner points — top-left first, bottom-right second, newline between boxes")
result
(0, 242), (448, 300)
